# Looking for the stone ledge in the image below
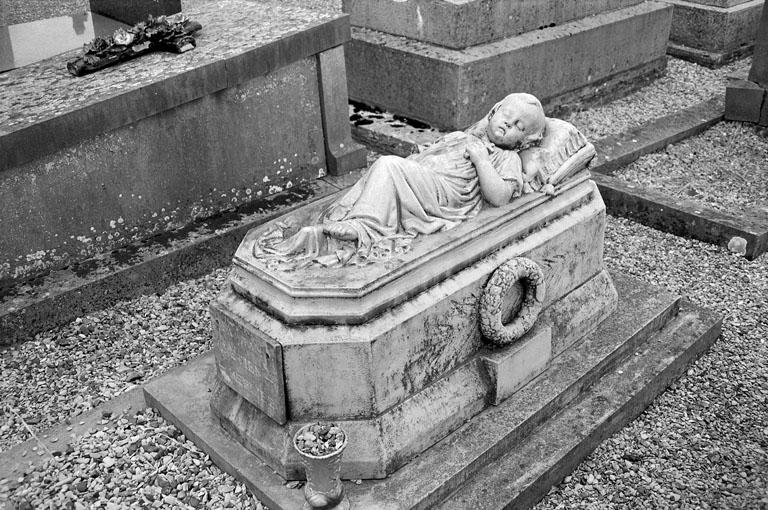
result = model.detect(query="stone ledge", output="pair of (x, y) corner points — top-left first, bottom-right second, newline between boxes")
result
(0, 0), (350, 173)
(347, 2), (671, 129)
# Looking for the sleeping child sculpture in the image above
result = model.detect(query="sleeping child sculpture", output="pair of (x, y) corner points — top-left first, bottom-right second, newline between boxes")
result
(254, 93), (594, 269)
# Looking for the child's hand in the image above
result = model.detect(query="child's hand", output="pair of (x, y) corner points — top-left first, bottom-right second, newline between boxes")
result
(465, 137), (490, 165)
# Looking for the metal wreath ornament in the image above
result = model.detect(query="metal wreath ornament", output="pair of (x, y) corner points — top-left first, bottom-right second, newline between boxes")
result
(479, 257), (546, 346)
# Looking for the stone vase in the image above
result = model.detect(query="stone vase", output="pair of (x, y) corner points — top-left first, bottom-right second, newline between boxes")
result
(293, 424), (350, 510)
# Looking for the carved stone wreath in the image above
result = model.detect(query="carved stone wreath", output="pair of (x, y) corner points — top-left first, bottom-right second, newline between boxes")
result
(479, 257), (546, 347)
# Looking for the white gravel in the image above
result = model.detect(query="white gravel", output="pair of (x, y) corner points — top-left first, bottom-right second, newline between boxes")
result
(566, 57), (752, 141)
(0, 408), (266, 509)
(0, 269), (228, 453)
(536, 217), (768, 509)
(613, 121), (768, 215)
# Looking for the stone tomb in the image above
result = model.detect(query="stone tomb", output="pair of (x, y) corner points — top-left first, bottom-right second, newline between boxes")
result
(342, 0), (673, 130)
(146, 120), (721, 508)
(0, 0), (365, 290)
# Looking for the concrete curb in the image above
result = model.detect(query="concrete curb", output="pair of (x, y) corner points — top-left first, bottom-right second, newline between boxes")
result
(588, 96), (768, 260)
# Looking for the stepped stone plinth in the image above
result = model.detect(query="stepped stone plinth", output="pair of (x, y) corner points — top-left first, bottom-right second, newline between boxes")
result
(667, 0), (765, 67)
(342, 0), (673, 130)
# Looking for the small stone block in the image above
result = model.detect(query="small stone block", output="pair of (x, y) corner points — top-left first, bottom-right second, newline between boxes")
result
(724, 78), (767, 123)
(327, 142), (368, 176)
(481, 326), (552, 406)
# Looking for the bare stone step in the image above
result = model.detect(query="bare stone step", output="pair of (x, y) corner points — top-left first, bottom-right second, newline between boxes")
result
(342, 0), (645, 49)
(435, 300), (721, 509)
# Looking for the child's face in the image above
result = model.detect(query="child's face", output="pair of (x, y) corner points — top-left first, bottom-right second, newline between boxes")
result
(486, 100), (545, 150)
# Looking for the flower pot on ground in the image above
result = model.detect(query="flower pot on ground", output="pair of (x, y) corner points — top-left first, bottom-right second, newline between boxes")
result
(293, 422), (349, 510)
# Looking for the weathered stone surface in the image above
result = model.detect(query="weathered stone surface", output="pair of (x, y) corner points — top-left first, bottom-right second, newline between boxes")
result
(342, 0), (644, 49)
(89, 0), (181, 25)
(346, 2), (671, 130)
(212, 268), (619, 480)
(143, 355), (306, 510)
(667, 0), (764, 67)
(0, 57), (327, 290)
(482, 325), (553, 406)
(0, 178), (341, 345)
(433, 300), (721, 510)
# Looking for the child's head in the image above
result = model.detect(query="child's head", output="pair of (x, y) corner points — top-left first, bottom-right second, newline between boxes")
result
(485, 93), (546, 150)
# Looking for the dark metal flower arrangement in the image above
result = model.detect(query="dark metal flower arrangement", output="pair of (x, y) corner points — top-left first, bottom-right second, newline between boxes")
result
(67, 14), (202, 76)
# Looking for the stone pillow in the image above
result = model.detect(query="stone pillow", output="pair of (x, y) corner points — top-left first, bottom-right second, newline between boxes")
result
(519, 117), (590, 182)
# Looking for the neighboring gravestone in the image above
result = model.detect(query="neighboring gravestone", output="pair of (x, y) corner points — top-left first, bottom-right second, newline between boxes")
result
(0, 0), (366, 292)
(666, 0), (765, 67)
(725, 1), (768, 125)
(89, 0), (181, 25)
(342, 0), (674, 130)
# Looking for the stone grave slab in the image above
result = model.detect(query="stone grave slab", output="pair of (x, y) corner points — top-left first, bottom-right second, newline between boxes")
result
(0, 0), (365, 291)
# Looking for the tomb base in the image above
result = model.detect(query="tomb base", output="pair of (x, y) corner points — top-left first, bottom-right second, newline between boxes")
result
(345, 2), (672, 130)
(666, 0), (763, 67)
(144, 273), (721, 509)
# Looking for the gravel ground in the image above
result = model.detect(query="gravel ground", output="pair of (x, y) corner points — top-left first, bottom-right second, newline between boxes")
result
(3, 216), (767, 509)
(536, 217), (768, 509)
(566, 58), (752, 141)
(613, 121), (768, 216)
(0, 408), (266, 509)
(0, 0), (88, 25)
(0, 270), (227, 453)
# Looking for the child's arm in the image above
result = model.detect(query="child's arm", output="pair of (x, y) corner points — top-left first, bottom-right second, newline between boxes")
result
(466, 137), (516, 207)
